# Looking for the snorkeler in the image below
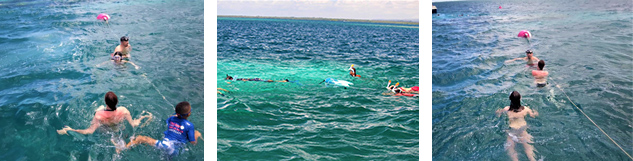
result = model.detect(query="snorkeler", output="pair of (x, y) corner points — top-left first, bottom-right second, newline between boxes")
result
(57, 91), (153, 135)
(505, 50), (540, 66)
(122, 101), (203, 157)
(349, 64), (361, 77)
(531, 60), (549, 87)
(386, 80), (419, 94)
(97, 51), (140, 69)
(495, 91), (539, 161)
(225, 75), (289, 82)
(111, 36), (131, 58)
(217, 88), (229, 96)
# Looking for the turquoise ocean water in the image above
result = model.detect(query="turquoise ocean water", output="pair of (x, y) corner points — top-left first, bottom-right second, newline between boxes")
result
(0, 0), (203, 160)
(433, 0), (632, 160)
(218, 17), (419, 160)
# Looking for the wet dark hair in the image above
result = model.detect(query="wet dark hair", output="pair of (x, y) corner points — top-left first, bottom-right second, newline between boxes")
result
(508, 91), (523, 112)
(105, 91), (118, 110)
(225, 75), (233, 80)
(538, 60), (545, 70)
(526, 50), (533, 54)
(175, 101), (191, 116)
(120, 36), (129, 41)
(114, 52), (123, 57)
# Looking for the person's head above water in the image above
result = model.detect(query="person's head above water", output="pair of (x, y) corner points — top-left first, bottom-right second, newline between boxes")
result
(537, 60), (545, 70)
(225, 75), (233, 80)
(175, 101), (192, 119)
(508, 91), (523, 112)
(112, 52), (123, 61)
(105, 91), (118, 110)
(120, 36), (129, 47)
(525, 50), (533, 58)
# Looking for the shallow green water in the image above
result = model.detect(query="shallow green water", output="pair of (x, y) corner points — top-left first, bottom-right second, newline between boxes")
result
(218, 18), (419, 160)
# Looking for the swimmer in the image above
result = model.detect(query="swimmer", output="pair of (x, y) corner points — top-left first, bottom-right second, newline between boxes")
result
(217, 88), (229, 96)
(57, 91), (153, 135)
(122, 101), (203, 157)
(531, 60), (549, 87)
(505, 50), (540, 66)
(97, 51), (140, 69)
(495, 91), (539, 161)
(349, 64), (361, 77)
(386, 81), (419, 94)
(111, 36), (131, 58)
(225, 75), (289, 82)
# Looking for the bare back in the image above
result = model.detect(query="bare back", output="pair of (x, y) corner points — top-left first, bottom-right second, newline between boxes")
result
(531, 70), (549, 84)
(95, 107), (131, 126)
(503, 106), (534, 129)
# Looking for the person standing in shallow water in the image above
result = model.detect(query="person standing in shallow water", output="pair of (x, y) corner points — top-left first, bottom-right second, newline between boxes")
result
(496, 91), (539, 161)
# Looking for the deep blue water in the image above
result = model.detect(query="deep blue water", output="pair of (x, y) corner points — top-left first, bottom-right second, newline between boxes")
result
(217, 17), (419, 160)
(0, 0), (203, 160)
(433, 0), (632, 160)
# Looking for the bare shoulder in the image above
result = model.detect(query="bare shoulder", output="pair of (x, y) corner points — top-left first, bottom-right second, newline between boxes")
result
(118, 107), (130, 113)
(503, 106), (510, 110)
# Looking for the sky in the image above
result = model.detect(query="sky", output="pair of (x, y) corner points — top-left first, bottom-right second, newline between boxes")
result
(217, 0), (420, 21)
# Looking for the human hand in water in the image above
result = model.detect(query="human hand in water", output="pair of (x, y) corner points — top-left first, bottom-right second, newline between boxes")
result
(495, 109), (505, 117)
(56, 126), (73, 135)
(139, 111), (154, 128)
(195, 130), (203, 141)
(531, 109), (539, 118)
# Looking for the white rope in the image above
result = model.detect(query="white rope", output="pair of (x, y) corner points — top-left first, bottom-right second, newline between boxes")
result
(550, 78), (633, 160)
(142, 73), (174, 108)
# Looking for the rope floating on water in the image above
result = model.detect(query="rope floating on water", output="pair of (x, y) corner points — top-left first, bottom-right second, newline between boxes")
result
(142, 73), (174, 108)
(549, 78), (633, 160)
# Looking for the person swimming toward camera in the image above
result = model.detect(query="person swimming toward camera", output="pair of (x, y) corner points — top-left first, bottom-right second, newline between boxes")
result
(98, 51), (140, 69)
(495, 91), (539, 161)
(121, 101), (203, 157)
(225, 75), (289, 82)
(531, 60), (549, 87)
(505, 50), (540, 66)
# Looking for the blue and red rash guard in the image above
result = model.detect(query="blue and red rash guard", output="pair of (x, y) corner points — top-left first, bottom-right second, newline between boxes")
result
(164, 116), (196, 143)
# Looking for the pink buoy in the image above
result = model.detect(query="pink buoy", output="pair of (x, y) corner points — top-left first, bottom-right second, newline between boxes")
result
(499, 6), (502, 9)
(97, 13), (110, 21)
(518, 30), (531, 38)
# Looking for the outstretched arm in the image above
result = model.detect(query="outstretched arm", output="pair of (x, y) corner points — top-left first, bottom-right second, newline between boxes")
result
(58, 117), (100, 135)
(504, 57), (523, 64)
(125, 110), (153, 128)
(527, 107), (538, 118)
(125, 60), (140, 69)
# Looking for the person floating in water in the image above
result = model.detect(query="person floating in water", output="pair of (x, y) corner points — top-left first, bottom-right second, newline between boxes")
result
(386, 81), (419, 94)
(225, 75), (289, 82)
(496, 91), (539, 161)
(217, 88), (229, 96)
(121, 101), (203, 157)
(57, 91), (153, 136)
(111, 36), (131, 58)
(97, 51), (140, 69)
(531, 60), (549, 87)
(505, 50), (540, 66)
(349, 64), (361, 77)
